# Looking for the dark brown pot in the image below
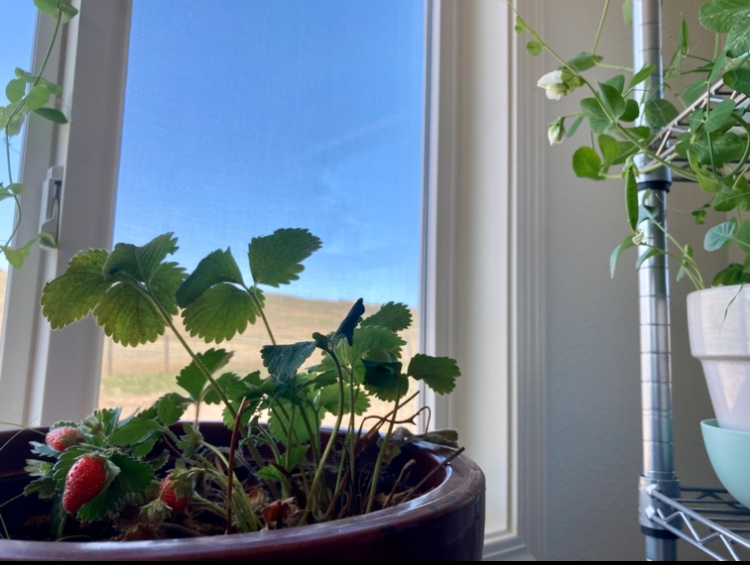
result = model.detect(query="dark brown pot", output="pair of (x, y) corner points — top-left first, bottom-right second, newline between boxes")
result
(0, 424), (485, 561)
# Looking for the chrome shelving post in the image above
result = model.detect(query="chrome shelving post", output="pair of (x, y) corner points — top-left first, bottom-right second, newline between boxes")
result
(633, 0), (681, 561)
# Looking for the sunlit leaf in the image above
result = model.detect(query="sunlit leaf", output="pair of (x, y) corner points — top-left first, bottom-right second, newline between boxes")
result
(249, 228), (321, 288)
(41, 249), (110, 329)
(407, 354), (460, 395)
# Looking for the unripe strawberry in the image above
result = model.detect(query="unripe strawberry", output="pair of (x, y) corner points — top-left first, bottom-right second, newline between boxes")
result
(63, 456), (108, 514)
(45, 426), (83, 452)
(158, 473), (192, 514)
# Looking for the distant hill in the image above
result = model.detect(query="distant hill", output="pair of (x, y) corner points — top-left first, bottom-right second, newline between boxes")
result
(0, 272), (419, 425)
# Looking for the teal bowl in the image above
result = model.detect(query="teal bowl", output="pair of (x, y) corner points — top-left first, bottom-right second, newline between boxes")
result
(701, 419), (750, 509)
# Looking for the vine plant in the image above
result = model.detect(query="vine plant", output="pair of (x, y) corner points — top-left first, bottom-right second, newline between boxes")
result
(516, 0), (750, 289)
(2, 0), (77, 269)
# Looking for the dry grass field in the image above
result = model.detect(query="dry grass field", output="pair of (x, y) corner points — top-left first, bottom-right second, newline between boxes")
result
(0, 270), (420, 428)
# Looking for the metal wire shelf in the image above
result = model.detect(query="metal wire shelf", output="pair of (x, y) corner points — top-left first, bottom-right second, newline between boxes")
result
(645, 486), (750, 561)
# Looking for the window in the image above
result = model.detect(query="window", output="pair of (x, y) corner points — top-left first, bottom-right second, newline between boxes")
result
(0, 0), (544, 559)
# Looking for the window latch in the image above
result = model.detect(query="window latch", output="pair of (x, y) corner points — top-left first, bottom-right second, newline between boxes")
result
(39, 166), (63, 250)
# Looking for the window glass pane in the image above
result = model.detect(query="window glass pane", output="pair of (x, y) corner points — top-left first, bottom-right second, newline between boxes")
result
(100, 0), (426, 425)
(0, 4), (38, 342)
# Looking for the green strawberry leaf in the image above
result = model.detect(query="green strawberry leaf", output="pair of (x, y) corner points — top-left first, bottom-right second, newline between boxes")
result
(249, 228), (322, 288)
(333, 298), (365, 346)
(176, 349), (234, 401)
(361, 302), (412, 332)
(261, 341), (317, 382)
(157, 392), (189, 426)
(176, 248), (245, 307)
(109, 418), (161, 447)
(407, 354), (461, 395)
(94, 282), (165, 346)
(109, 453), (155, 494)
(148, 262), (187, 316)
(203, 372), (243, 405)
(343, 325), (406, 364)
(41, 249), (110, 329)
(319, 384), (370, 416)
(182, 283), (259, 343)
(362, 360), (408, 402)
(267, 399), (321, 446)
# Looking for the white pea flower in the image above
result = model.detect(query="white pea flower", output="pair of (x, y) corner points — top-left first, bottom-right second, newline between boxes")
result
(537, 70), (567, 100)
(547, 117), (565, 145)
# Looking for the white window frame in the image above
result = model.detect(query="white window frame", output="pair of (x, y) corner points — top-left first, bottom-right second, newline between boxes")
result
(0, 0), (547, 559)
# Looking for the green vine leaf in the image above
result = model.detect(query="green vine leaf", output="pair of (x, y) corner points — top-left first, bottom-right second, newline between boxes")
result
(699, 0), (750, 33)
(33, 107), (67, 124)
(598, 82), (626, 120)
(41, 249), (110, 329)
(599, 134), (621, 173)
(567, 52), (603, 72)
(684, 79), (708, 105)
(182, 284), (258, 343)
(705, 219), (738, 251)
(724, 68), (750, 96)
(580, 98), (613, 134)
(610, 235), (637, 278)
(713, 264), (750, 286)
(5, 79), (25, 103)
(361, 302), (412, 332)
(726, 17), (750, 56)
(622, 0), (633, 26)
(704, 99), (736, 133)
(628, 64), (656, 91)
(644, 99), (679, 128)
(176, 248), (245, 307)
(34, 0), (79, 23)
(407, 354), (461, 395)
(675, 131), (745, 167)
(572, 146), (604, 180)
(25, 85), (51, 111)
(526, 41), (543, 56)
(249, 228), (322, 288)
(261, 341), (317, 382)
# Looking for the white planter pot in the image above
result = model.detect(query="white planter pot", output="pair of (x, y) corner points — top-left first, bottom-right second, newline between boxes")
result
(688, 285), (750, 432)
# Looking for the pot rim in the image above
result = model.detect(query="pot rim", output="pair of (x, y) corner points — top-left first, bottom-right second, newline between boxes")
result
(0, 424), (485, 560)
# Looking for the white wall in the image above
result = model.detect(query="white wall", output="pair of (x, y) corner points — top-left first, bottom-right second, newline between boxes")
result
(536, 0), (722, 560)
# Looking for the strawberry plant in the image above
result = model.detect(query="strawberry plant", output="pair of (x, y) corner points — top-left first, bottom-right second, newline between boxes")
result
(14, 229), (462, 540)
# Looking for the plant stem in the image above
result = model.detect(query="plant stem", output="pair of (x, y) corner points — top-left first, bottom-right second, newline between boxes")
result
(306, 349), (346, 516)
(249, 287), (276, 346)
(591, 0), (611, 56)
(365, 381), (405, 514)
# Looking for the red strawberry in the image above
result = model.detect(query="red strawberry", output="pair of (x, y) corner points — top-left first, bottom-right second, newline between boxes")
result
(63, 456), (108, 514)
(45, 426), (83, 452)
(159, 473), (192, 514)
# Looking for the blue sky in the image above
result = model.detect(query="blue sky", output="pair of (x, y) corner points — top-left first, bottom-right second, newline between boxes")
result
(0, 1), (37, 268)
(4, 1), (427, 308)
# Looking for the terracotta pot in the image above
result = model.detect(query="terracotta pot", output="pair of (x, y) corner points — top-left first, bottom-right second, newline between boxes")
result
(0, 424), (485, 561)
